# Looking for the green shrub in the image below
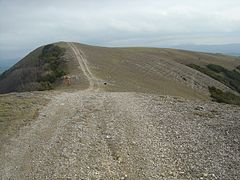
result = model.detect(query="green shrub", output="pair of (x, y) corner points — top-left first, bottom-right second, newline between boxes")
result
(40, 44), (65, 59)
(225, 70), (240, 81)
(207, 64), (225, 73)
(55, 69), (66, 77)
(41, 73), (57, 83)
(39, 81), (53, 90)
(209, 86), (240, 106)
(37, 44), (67, 90)
(188, 64), (240, 93)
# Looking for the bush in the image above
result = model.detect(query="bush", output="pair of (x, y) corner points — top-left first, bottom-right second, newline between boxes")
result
(209, 86), (240, 106)
(225, 70), (240, 81)
(39, 81), (53, 90)
(207, 64), (225, 73)
(37, 44), (67, 89)
(188, 64), (240, 93)
(40, 73), (57, 83)
(41, 44), (65, 59)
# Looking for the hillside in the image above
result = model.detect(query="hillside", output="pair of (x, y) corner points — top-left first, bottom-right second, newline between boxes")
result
(1, 42), (240, 179)
(0, 44), (69, 93)
(1, 42), (240, 100)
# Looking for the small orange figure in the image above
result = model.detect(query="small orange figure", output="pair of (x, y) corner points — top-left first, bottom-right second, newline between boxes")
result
(63, 75), (71, 85)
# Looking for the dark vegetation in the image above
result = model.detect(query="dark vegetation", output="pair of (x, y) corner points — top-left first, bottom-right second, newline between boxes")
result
(37, 44), (67, 89)
(187, 64), (240, 93)
(208, 86), (240, 106)
(187, 63), (240, 105)
(237, 65), (240, 71)
(0, 44), (66, 93)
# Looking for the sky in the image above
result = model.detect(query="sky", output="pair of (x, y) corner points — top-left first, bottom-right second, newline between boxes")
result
(0, 0), (240, 61)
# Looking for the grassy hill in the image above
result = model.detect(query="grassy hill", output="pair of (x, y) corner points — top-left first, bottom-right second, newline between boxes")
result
(0, 44), (68, 93)
(68, 43), (239, 99)
(1, 42), (240, 102)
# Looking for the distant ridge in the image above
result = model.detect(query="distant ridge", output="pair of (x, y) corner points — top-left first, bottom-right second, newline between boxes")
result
(0, 66), (8, 75)
(0, 58), (19, 68)
(172, 43), (240, 56)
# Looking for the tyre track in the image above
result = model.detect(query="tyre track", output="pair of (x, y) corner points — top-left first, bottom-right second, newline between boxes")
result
(68, 42), (101, 91)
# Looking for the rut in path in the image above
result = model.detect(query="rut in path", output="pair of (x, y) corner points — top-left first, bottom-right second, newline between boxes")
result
(0, 92), (160, 179)
(67, 42), (101, 91)
(1, 91), (239, 179)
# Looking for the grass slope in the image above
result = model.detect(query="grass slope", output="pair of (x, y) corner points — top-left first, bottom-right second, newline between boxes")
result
(187, 63), (240, 105)
(0, 92), (49, 144)
(208, 87), (240, 106)
(0, 44), (67, 93)
(187, 64), (240, 93)
(74, 43), (240, 100)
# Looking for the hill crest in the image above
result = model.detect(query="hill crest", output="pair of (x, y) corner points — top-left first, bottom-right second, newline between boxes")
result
(0, 41), (239, 102)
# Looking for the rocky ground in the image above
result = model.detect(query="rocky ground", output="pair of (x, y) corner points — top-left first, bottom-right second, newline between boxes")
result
(0, 91), (239, 179)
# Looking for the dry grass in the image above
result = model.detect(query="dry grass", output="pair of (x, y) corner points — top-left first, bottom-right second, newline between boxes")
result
(75, 43), (240, 99)
(0, 92), (49, 144)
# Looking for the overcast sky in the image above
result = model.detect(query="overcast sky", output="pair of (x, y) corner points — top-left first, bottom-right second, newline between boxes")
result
(0, 0), (240, 61)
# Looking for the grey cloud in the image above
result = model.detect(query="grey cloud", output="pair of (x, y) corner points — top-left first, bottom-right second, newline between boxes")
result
(0, 0), (240, 61)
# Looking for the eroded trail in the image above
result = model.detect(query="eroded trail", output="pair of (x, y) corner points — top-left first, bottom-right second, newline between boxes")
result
(67, 42), (101, 91)
(0, 92), (163, 179)
(1, 91), (239, 179)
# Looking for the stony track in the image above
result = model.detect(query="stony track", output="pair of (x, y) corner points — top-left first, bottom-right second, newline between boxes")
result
(68, 42), (101, 91)
(1, 91), (239, 179)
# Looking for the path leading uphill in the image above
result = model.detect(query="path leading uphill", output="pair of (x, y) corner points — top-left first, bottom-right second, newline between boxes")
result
(68, 42), (101, 91)
(0, 44), (239, 179)
(1, 91), (239, 179)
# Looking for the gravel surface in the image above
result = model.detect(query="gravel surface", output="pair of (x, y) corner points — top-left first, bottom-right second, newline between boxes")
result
(1, 91), (239, 179)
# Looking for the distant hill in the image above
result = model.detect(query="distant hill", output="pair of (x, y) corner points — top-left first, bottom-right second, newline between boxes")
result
(0, 59), (18, 69)
(0, 42), (239, 101)
(0, 59), (17, 75)
(172, 44), (240, 56)
(0, 67), (8, 75)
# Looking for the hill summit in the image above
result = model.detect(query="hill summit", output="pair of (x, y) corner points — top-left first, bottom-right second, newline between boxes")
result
(0, 41), (240, 103)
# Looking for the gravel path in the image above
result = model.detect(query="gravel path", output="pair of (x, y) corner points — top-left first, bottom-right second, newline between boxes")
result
(0, 91), (239, 179)
(68, 42), (101, 91)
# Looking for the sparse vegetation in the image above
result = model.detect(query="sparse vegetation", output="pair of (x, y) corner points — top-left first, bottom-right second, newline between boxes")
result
(208, 86), (240, 106)
(206, 64), (226, 73)
(0, 44), (67, 93)
(0, 92), (49, 143)
(187, 64), (240, 93)
(37, 44), (67, 89)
